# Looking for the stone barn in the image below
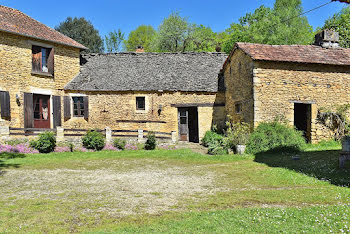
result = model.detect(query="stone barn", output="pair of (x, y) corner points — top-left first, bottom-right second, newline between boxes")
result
(64, 52), (227, 142)
(223, 30), (350, 143)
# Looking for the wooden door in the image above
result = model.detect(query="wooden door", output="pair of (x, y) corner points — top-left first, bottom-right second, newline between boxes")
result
(33, 94), (50, 129)
(178, 108), (189, 141)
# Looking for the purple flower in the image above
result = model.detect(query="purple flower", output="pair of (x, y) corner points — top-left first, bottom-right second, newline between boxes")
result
(75, 147), (94, 152)
(54, 146), (71, 153)
(125, 143), (138, 150)
(0, 144), (38, 154)
(102, 144), (120, 151)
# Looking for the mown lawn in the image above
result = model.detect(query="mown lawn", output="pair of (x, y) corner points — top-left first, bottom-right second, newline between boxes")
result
(0, 143), (349, 233)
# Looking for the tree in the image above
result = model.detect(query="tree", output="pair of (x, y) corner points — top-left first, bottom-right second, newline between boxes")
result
(189, 25), (217, 52)
(223, 0), (313, 53)
(105, 29), (125, 53)
(154, 12), (195, 52)
(55, 17), (104, 53)
(124, 25), (156, 52)
(323, 6), (350, 48)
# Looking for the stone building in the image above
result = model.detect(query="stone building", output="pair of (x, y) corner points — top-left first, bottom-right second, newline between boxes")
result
(223, 30), (350, 143)
(64, 53), (227, 142)
(0, 5), (86, 137)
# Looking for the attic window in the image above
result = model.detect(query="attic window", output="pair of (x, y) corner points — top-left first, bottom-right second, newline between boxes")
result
(32, 45), (54, 75)
(136, 97), (145, 110)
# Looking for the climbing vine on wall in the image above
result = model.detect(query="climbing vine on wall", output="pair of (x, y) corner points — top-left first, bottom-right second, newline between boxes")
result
(317, 104), (350, 140)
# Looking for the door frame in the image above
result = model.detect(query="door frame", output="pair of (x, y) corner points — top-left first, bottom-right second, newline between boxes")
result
(33, 94), (51, 129)
(178, 107), (189, 141)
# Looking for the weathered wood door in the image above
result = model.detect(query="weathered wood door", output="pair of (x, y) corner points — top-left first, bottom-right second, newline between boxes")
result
(33, 94), (50, 128)
(178, 108), (189, 141)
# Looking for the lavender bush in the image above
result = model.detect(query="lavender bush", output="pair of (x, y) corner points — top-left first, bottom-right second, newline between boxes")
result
(54, 146), (71, 153)
(102, 144), (120, 151)
(125, 143), (138, 150)
(0, 144), (39, 154)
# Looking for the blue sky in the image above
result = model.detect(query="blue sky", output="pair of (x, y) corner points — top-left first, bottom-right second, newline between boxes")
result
(0, 0), (346, 39)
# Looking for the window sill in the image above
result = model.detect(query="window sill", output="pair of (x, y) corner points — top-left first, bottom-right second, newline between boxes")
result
(31, 71), (53, 77)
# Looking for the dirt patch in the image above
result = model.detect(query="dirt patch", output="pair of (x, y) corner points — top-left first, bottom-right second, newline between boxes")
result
(0, 160), (220, 216)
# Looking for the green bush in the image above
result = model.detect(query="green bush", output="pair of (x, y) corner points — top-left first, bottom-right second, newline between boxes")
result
(114, 138), (126, 150)
(82, 130), (105, 151)
(30, 131), (56, 153)
(202, 131), (224, 147)
(145, 132), (157, 150)
(208, 140), (228, 155)
(224, 120), (251, 150)
(246, 122), (306, 155)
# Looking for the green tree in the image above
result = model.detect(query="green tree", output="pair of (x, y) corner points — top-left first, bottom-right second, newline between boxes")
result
(124, 25), (156, 52)
(190, 25), (217, 52)
(55, 17), (104, 53)
(223, 0), (313, 53)
(154, 12), (195, 52)
(323, 6), (350, 48)
(105, 29), (125, 53)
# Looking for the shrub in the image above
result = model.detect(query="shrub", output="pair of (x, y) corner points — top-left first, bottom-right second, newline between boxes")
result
(202, 131), (224, 147)
(102, 144), (120, 151)
(114, 138), (126, 150)
(246, 122), (306, 155)
(208, 140), (228, 155)
(82, 130), (105, 151)
(224, 119), (251, 150)
(0, 144), (38, 154)
(145, 131), (157, 150)
(125, 143), (138, 150)
(5, 138), (28, 146)
(30, 131), (56, 153)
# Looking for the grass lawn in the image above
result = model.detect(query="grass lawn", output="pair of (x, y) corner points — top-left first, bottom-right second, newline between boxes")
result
(0, 143), (349, 233)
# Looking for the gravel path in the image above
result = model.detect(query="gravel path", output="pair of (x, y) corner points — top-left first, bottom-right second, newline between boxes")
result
(0, 160), (220, 216)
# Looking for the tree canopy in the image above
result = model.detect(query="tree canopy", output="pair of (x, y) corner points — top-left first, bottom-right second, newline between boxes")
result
(55, 17), (104, 53)
(124, 25), (156, 52)
(105, 29), (125, 53)
(323, 6), (350, 48)
(222, 0), (313, 53)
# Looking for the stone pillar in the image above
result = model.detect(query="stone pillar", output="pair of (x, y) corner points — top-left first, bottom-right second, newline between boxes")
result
(56, 127), (65, 143)
(0, 125), (10, 143)
(171, 131), (177, 143)
(138, 129), (144, 142)
(105, 127), (112, 144)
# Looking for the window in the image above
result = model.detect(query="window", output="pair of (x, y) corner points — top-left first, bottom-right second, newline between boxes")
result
(136, 97), (145, 110)
(72, 97), (85, 117)
(32, 45), (54, 75)
(235, 103), (242, 114)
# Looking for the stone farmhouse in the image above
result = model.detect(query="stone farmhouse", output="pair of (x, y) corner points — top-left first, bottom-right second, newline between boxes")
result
(1, 5), (350, 143)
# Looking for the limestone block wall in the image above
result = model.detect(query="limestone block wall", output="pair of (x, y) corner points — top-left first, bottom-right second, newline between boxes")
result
(63, 91), (226, 140)
(0, 31), (81, 128)
(224, 49), (255, 127)
(253, 61), (350, 142)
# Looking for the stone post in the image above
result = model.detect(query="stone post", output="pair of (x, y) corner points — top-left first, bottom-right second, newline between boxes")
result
(0, 125), (10, 143)
(105, 127), (112, 144)
(138, 129), (143, 142)
(171, 131), (177, 143)
(56, 127), (65, 143)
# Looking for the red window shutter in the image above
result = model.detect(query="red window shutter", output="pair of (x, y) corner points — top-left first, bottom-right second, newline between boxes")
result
(32, 46), (41, 72)
(83, 96), (89, 119)
(48, 48), (54, 75)
(24, 93), (34, 128)
(0, 91), (11, 118)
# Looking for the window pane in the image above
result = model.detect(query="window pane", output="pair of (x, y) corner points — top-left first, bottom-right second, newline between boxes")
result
(74, 110), (78, 116)
(80, 110), (84, 116)
(180, 110), (187, 117)
(34, 112), (40, 119)
(180, 117), (187, 124)
(41, 48), (48, 72)
(136, 97), (145, 110)
(80, 103), (84, 109)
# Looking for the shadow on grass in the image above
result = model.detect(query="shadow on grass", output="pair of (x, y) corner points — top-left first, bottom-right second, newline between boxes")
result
(0, 152), (25, 176)
(254, 147), (350, 187)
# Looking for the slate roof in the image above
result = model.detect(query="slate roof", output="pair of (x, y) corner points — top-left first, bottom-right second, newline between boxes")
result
(65, 52), (228, 92)
(0, 5), (87, 50)
(224, 42), (350, 68)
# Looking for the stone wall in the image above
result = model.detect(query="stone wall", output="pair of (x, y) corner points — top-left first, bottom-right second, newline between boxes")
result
(0, 31), (81, 128)
(63, 91), (226, 140)
(253, 61), (350, 142)
(224, 49), (255, 128)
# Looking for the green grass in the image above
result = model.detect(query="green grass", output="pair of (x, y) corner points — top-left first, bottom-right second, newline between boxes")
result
(0, 143), (349, 233)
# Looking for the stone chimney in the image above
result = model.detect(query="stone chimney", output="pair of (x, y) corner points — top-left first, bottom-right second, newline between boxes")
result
(135, 45), (145, 53)
(314, 29), (340, 49)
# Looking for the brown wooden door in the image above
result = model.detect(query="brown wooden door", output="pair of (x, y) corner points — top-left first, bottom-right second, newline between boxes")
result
(178, 108), (189, 141)
(33, 94), (50, 129)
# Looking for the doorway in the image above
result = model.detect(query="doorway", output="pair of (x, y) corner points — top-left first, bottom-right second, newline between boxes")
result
(33, 94), (51, 128)
(178, 107), (199, 143)
(294, 103), (311, 142)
